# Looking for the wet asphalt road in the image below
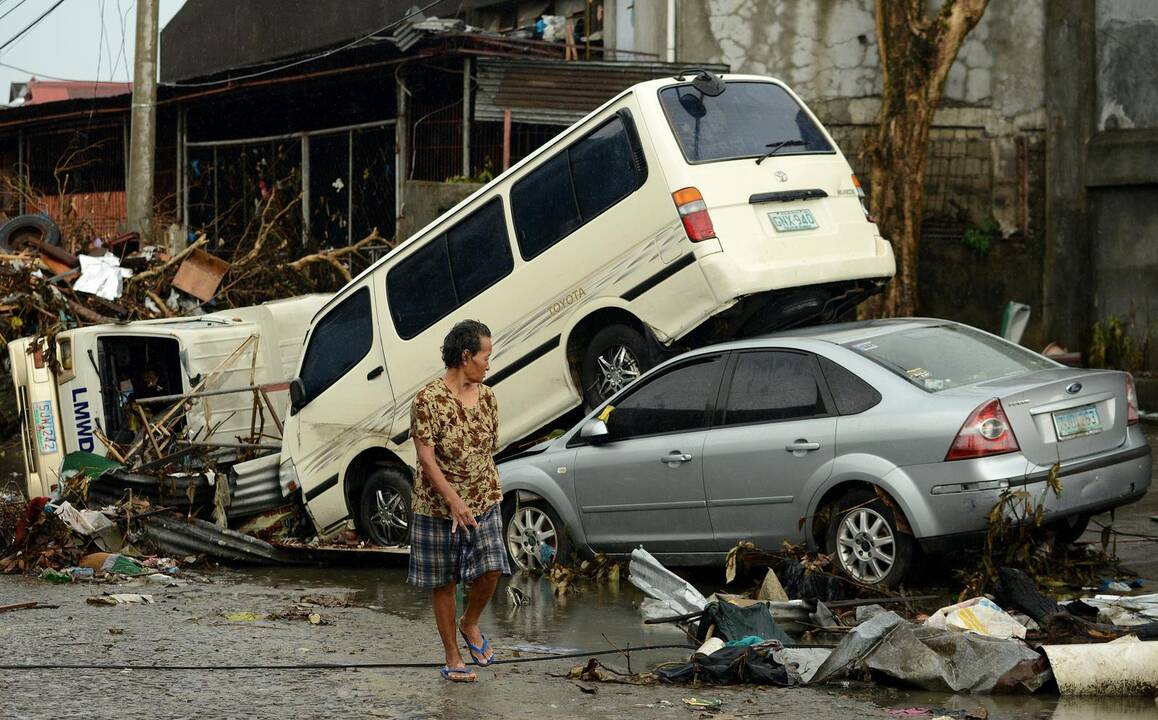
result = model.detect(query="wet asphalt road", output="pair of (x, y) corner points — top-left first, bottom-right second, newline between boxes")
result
(0, 427), (1155, 719)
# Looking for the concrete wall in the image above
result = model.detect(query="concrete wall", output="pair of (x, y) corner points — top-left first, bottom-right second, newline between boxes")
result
(398, 180), (483, 242)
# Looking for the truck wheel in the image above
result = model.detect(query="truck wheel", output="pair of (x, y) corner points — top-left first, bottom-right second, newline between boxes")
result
(0, 214), (61, 253)
(503, 499), (570, 571)
(358, 467), (411, 546)
(826, 488), (913, 588)
(580, 324), (653, 409)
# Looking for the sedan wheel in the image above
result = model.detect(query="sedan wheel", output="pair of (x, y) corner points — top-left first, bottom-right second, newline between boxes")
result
(826, 488), (913, 588)
(836, 507), (896, 585)
(504, 502), (568, 571)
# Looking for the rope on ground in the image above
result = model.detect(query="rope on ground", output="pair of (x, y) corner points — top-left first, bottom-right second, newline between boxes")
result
(0, 644), (697, 671)
(1090, 519), (1158, 542)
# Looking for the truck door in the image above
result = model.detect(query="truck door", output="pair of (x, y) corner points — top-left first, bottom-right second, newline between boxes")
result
(289, 286), (393, 533)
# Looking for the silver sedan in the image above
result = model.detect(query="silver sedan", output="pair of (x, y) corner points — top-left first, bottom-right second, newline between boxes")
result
(498, 319), (1152, 586)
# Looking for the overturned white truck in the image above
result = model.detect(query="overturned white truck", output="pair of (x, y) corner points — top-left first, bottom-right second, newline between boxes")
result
(8, 295), (328, 500)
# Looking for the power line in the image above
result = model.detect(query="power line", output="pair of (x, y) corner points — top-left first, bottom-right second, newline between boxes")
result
(0, 60), (88, 82)
(164, 0), (444, 88)
(0, 0), (68, 54)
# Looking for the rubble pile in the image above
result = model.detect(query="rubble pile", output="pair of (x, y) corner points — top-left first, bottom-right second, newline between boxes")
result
(619, 544), (1158, 696)
(0, 210), (381, 349)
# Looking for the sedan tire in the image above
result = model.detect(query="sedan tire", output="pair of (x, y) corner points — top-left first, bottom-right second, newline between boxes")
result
(358, 467), (411, 546)
(826, 488), (913, 588)
(503, 499), (570, 571)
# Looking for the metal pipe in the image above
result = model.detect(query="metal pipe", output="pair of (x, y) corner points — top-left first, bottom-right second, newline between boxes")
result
(502, 108), (512, 171)
(666, 0), (676, 63)
(184, 119), (395, 148)
(395, 75), (409, 240)
(462, 56), (472, 178)
(347, 130), (354, 246)
(132, 381), (291, 406)
(301, 133), (310, 245)
(16, 128), (24, 214)
(180, 106), (189, 230)
(176, 106), (184, 228)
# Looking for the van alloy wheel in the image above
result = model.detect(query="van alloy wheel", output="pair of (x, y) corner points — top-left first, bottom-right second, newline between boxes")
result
(370, 487), (409, 545)
(506, 505), (559, 571)
(835, 507), (896, 584)
(594, 345), (642, 399)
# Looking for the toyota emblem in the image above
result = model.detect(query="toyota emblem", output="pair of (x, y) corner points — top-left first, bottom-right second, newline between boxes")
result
(1066, 382), (1082, 395)
(774, 170), (788, 182)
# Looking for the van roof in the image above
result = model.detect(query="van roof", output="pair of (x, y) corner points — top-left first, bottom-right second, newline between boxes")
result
(317, 72), (791, 317)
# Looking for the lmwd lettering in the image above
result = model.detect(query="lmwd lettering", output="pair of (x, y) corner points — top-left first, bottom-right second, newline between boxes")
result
(71, 387), (95, 452)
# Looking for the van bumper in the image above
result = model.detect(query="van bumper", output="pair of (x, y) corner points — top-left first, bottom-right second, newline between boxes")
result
(697, 234), (895, 302)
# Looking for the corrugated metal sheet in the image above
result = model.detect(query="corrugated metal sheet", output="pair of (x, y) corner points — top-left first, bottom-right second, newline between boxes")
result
(227, 453), (284, 519)
(141, 513), (293, 564)
(474, 59), (731, 126)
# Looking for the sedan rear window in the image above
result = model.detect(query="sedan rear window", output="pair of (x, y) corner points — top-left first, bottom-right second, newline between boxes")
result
(659, 81), (833, 163)
(844, 324), (1055, 393)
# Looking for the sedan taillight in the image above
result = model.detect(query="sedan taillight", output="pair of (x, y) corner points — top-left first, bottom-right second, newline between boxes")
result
(672, 187), (717, 242)
(946, 398), (1020, 461)
(1126, 374), (1140, 426)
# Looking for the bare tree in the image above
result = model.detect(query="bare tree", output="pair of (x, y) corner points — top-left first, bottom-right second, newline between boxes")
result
(864, 0), (991, 317)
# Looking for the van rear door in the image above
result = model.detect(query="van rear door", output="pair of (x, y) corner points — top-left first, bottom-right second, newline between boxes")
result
(658, 81), (878, 273)
(7, 337), (66, 497)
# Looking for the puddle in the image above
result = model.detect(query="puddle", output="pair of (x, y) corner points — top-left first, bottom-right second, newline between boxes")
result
(874, 691), (1158, 719)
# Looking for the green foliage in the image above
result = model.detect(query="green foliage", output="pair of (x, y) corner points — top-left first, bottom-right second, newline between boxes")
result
(960, 217), (1000, 255)
(1088, 314), (1151, 373)
(445, 158), (496, 185)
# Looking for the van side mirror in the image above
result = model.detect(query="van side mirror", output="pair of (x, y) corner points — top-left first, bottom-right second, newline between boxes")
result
(579, 418), (611, 444)
(289, 378), (306, 415)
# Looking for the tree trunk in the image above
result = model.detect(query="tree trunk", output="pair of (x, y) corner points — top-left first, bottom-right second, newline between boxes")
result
(863, 0), (990, 317)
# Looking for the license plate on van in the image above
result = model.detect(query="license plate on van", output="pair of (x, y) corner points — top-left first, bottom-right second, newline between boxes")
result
(768, 209), (818, 232)
(1053, 405), (1102, 440)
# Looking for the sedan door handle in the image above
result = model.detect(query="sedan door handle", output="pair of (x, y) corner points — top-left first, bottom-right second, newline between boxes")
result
(367, 366), (384, 381)
(661, 452), (693, 465)
(785, 440), (821, 453)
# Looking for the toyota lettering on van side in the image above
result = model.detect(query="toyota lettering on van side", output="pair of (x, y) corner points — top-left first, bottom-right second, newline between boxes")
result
(72, 387), (95, 452)
(547, 287), (586, 317)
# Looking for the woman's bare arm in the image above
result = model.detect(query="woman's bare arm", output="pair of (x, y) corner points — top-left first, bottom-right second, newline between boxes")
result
(415, 436), (478, 533)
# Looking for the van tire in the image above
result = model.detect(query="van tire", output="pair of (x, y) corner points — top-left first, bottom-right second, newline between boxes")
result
(358, 467), (411, 546)
(580, 324), (653, 409)
(826, 488), (913, 588)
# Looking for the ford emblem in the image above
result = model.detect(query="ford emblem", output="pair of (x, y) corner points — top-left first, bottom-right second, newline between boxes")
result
(1066, 382), (1082, 395)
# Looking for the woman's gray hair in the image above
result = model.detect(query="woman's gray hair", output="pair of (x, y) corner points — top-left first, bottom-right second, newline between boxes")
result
(441, 320), (491, 368)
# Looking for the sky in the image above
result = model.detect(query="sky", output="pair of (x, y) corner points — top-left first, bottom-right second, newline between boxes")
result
(0, 0), (186, 105)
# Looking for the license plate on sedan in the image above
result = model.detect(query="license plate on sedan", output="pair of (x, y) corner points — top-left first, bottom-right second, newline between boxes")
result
(768, 209), (818, 232)
(1053, 405), (1102, 440)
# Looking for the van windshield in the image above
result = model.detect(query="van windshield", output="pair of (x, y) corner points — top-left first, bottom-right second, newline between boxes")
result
(659, 81), (833, 163)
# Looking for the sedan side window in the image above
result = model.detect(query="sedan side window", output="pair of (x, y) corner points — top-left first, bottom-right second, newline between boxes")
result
(723, 351), (829, 426)
(606, 356), (724, 439)
(818, 356), (882, 415)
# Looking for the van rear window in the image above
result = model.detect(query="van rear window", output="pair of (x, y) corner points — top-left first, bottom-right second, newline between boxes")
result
(659, 82), (833, 163)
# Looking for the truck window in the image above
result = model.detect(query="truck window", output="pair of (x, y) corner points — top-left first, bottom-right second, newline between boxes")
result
(511, 113), (647, 260)
(388, 198), (513, 340)
(299, 288), (373, 402)
(659, 81), (833, 163)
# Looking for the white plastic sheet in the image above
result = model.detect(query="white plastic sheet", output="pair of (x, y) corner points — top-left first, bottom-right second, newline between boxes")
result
(628, 547), (707, 618)
(925, 597), (1027, 640)
(74, 253), (132, 300)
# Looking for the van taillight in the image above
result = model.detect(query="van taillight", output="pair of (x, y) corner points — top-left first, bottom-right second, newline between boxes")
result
(672, 187), (717, 242)
(1126, 374), (1140, 426)
(32, 344), (44, 369)
(851, 174), (873, 221)
(946, 399), (1020, 461)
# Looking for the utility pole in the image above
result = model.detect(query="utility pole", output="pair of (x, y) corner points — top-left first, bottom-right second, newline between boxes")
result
(126, 0), (159, 236)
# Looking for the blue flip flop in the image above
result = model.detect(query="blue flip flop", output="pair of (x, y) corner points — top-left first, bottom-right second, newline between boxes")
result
(440, 666), (477, 682)
(459, 626), (495, 667)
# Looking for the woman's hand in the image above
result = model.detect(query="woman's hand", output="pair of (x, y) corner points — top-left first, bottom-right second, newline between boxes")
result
(447, 493), (479, 535)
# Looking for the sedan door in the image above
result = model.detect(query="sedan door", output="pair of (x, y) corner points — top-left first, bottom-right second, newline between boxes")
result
(571, 354), (726, 554)
(702, 350), (837, 550)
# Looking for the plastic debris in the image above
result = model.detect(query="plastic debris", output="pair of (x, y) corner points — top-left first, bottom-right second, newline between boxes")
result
(755, 567), (789, 602)
(681, 698), (724, 709)
(222, 611), (262, 622)
(629, 547), (707, 617)
(74, 252), (132, 300)
(925, 597), (1027, 640)
(811, 611), (1050, 694)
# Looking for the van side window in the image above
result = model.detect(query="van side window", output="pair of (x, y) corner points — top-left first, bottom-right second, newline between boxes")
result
(299, 288), (373, 402)
(388, 198), (513, 339)
(512, 113), (647, 260)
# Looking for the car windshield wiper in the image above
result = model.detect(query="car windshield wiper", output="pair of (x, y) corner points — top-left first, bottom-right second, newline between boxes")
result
(755, 139), (807, 165)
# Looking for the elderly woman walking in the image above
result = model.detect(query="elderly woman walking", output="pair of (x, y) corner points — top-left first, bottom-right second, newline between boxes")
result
(407, 319), (510, 682)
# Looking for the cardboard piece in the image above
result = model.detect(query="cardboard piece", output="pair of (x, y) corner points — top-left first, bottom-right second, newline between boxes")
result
(171, 249), (229, 301)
